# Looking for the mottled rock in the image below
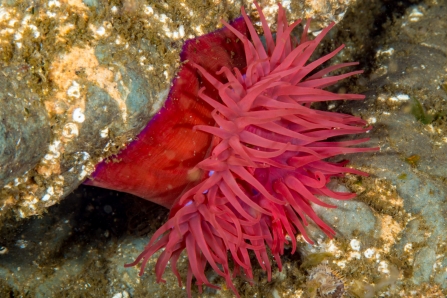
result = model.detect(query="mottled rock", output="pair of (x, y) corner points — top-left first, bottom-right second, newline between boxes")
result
(312, 183), (377, 238)
(347, 1), (447, 290)
(1, 0), (447, 297)
(0, 0), (358, 221)
(45, 55), (163, 206)
(0, 68), (50, 187)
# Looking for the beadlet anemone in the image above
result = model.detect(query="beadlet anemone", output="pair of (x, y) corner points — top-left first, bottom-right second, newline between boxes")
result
(86, 2), (378, 297)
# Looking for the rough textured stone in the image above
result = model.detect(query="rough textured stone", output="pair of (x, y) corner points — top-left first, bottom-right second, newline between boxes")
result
(347, 1), (447, 290)
(0, 69), (50, 187)
(1, 0), (447, 297)
(52, 62), (162, 206)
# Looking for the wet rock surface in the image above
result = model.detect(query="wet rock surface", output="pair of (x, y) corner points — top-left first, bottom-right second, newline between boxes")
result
(346, 0), (447, 293)
(0, 68), (50, 187)
(1, 0), (447, 297)
(0, 1), (171, 219)
(0, 0), (356, 222)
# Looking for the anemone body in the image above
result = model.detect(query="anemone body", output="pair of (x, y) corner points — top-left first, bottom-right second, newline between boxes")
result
(85, 18), (248, 208)
(126, 3), (377, 297)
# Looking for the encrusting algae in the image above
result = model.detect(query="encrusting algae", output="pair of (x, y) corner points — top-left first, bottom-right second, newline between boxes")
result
(2, 0), (447, 297)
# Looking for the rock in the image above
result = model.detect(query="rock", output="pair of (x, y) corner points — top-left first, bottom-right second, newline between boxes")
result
(1, 0), (447, 297)
(0, 67), (50, 187)
(0, 0), (170, 219)
(312, 183), (378, 238)
(299, 2), (447, 295)
(346, 1), (447, 291)
(0, 0), (361, 223)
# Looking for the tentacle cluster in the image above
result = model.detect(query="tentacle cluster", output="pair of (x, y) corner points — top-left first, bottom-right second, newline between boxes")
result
(127, 2), (377, 297)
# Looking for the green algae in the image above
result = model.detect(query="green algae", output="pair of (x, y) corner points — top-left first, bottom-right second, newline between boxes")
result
(398, 173), (407, 180)
(300, 252), (334, 270)
(410, 97), (445, 125)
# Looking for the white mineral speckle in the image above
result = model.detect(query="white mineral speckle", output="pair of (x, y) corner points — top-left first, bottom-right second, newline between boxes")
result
(18, 209), (25, 218)
(336, 260), (346, 268)
(49, 140), (61, 155)
(62, 123), (79, 139)
(404, 243), (413, 252)
(72, 108), (85, 123)
(96, 26), (105, 36)
(139, 56), (146, 65)
(409, 7), (424, 22)
(112, 292), (129, 298)
(350, 239), (361, 251)
(178, 25), (185, 38)
(397, 94), (410, 101)
(159, 14), (168, 23)
(46, 11), (56, 18)
(364, 248), (375, 258)
(44, 141), (61, 160)
(15, 240), (28, 249)
(28, 24), (40, 38)
(48, 0), (61, 8)
(144, 6), (154, 15)
(389, 94), (410, 102)
(349, 251), (362, 260)
(44, 154), (53, 160)
(67, 81), (81, 98)
(0, 8), (10, 20)
(282, 0), (291, 10)
(194, 25), (203, 35)
(100, 127), (109, 138)
(42, 189), (52, 201)
(376, 47), (395, 56)
(78, 165), (89, 180)
(79, 152), (90, 161)
(46, 186), (54, 196)
(13, 32), (22, 40)
(149, 88), (169, 115)
(378, 260), (390, 274)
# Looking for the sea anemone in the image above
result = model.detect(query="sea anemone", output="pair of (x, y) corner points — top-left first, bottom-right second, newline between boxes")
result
(123, 2), (377, 297)
(84, 14), (249, 209)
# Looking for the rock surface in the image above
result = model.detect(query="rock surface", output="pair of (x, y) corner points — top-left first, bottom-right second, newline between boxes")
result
(0, 68), (50, 186)
(0, 0), (357, 222)
(1, 0), (447, 297)
(0, 0), (173, 219)
(344, 0), (447, 293)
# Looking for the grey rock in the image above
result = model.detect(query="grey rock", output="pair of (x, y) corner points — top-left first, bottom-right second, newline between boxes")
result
(57, 63), (158, 199)
(311, 183), (377, 239)
(82, 0), (99, 7)
(2, 0), (447, 297)
(0, 69), (50, 187)
(412, 247), (436, 285)
(62, 84), (121, 164)
(348, 2), (447, 289)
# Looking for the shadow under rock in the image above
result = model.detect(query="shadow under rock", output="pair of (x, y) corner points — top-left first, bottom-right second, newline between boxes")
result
(0, 185), (168, 271)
